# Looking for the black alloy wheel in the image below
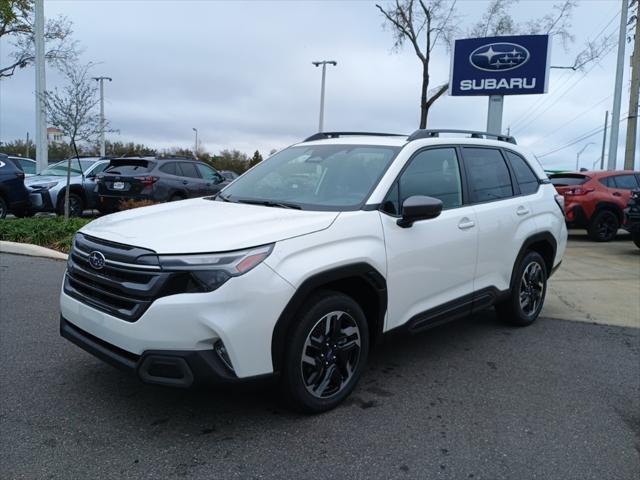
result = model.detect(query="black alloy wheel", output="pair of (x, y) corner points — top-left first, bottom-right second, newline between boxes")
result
(588, 210), (619, 242)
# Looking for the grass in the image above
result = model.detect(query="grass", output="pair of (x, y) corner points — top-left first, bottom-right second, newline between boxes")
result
(0, 217), (92, 253)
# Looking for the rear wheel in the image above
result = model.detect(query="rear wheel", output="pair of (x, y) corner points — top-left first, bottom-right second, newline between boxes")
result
(169, 194), (185, 202)
(0, 197), (7, 219)
(282, 291), (369, 413)
(496, 251), (547, 326)
(12, 209), (35, 218)
(56, 193), (84, 217)
(632, 232), (640, 249)
(587, 210), (619, 242)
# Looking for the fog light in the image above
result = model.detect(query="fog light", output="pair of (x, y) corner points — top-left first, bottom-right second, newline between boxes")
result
(214, 340), (234, 372)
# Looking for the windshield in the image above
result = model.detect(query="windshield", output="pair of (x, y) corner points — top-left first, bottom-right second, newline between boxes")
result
(40, 159), (96, 176)
(219, 144), (400, 211)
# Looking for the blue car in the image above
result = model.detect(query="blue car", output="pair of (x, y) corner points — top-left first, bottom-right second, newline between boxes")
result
(0, 153), (30, 219)
(25, 157), (110, 216)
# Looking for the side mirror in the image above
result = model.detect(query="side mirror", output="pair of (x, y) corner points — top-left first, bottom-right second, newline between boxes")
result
(215, 173), (225, 183)
(397, 195), (443, 228)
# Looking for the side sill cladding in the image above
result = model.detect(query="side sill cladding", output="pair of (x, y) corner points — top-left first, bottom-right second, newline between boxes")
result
(510, 232), (557, 289)
(270, 263), (387, 373)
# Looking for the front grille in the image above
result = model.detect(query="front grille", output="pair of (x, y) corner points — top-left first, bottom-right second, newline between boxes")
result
(64, 233), (173, 322)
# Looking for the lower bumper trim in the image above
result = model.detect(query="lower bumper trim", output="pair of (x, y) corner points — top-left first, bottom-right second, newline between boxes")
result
(60, 316), (273, 388)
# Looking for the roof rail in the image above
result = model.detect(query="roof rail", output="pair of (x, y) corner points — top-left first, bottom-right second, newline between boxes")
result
(407, 129), (517, 144)
(303, 131), (405, 142)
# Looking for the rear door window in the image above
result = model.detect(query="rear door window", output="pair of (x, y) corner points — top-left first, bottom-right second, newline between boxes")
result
(159, 162), (177, 175)
(178, 162), (200, 178)
(612, 174), (639, 190)
(462, 147), (514, 202)
(505, 151), (539, 195)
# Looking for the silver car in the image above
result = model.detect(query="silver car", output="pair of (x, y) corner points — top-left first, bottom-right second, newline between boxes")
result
(25, 157), (109, 216)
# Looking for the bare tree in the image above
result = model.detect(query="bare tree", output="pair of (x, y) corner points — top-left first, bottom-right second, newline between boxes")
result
(43, 63), (104, 219)
(377, 0), (585, 128)
(376, 0), (457, 128)
(1, 0), (78, 79)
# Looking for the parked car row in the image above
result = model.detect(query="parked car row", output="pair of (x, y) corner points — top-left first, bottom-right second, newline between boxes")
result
(549, 169), (640, 242)
(0, 154), (237, 218)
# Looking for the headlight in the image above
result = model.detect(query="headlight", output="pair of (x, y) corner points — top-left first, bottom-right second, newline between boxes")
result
(30, 181), (59, 190)
(156, 244), (273, 292)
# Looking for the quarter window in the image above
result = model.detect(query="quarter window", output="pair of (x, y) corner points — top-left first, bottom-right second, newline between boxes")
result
(463, 147), (513, 202)
(385, 148), (463, 214)
(505, 151), (539, 195)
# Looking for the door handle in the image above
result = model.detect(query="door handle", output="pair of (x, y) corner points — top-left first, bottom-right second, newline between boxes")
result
(516, 206), (530, 216)
(612, 192), (621, 197)
(182, 180), (188, 185)
(458, 218), (475, 230)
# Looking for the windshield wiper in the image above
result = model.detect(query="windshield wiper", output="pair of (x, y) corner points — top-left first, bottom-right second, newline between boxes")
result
(235, 199), (302, 210)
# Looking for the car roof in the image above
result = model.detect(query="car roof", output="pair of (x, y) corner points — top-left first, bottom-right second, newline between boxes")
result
(8, 156), (35, 162)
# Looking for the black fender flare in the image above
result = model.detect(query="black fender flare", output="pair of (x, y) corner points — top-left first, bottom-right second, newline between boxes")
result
(508, 232), (557, 290)
(270, 262), (387, 373)
(593, 201), (623, 222)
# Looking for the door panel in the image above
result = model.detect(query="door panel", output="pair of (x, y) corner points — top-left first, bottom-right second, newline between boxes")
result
(381, 208), (478, 331)
(380, 146), (478, 331)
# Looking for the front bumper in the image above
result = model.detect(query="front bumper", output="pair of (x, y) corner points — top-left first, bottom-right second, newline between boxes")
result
(60, 316), (269, 387)
(59, 262), (295, 379)
(28, 189), (55, 212)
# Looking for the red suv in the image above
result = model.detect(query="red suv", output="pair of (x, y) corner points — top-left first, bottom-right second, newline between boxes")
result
(549, 170), (640, 242)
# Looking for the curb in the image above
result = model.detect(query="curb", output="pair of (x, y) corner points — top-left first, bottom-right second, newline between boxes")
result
(0, 241), (68, 260)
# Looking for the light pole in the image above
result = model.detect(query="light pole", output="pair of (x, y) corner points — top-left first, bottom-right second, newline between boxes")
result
(192, 128), (198, 158)
(34, 0), (47, 173)
(312, 60), (337, 133)
(92, 76), (112, 157)
(576, 142), (595, 171)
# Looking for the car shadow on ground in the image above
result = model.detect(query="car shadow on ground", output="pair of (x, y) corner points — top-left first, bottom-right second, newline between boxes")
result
(59, 310), (504, 432)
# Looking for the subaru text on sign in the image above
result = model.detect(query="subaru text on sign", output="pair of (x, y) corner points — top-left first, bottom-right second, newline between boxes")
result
(450, 34), (551, 96)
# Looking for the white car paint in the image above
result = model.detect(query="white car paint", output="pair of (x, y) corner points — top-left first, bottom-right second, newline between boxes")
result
(60, 134), (567, 380)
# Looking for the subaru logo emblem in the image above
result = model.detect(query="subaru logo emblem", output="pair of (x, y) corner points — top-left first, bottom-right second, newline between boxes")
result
(469, 42), (530, 72)
(89, 251), (106, 270)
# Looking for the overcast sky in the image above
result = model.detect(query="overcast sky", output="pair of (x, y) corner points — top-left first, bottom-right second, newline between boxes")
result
(0, 0), (637, 170)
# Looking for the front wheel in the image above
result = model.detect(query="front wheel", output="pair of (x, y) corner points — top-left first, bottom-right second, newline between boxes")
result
(496, 251), (548, 326)
(56, 193), (85, 217)
(282, 291), (369, 413)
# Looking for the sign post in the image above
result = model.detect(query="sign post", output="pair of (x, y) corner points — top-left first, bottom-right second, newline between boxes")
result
(450, 34), (551, 135)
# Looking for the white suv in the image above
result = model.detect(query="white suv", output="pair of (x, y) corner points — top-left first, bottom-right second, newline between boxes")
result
(60, 130), (567, 412)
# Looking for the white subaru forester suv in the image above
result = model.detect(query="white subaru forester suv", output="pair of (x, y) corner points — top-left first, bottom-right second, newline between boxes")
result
(60, 130), (567, 412)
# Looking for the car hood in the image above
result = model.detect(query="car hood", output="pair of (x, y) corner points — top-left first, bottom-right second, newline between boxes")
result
(80, 197), (339, 253)
(25, 175), (78, 188)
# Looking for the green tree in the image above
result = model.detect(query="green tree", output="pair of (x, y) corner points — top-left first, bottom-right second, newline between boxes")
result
(249, 150), (263, 168)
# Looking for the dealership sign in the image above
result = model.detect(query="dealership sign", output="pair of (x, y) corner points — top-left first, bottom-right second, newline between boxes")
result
(450, 34), (551, 96)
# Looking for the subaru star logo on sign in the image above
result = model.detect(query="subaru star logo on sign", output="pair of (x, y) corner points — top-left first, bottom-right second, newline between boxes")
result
(89, 251), (106, 270)
(450, 34), (550, 96)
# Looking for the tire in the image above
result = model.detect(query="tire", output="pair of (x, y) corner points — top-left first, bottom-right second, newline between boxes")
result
(282, 291), (369, 413)
(632, 232), (640, 249)
(587, 210), (619, 242)
(0, 196), (7, 219)
(496, 251), (547, 327)
(169, 194), (185, 202)
(56, 193), (84, 217)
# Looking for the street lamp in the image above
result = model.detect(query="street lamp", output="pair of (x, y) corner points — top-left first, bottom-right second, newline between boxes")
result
(312, 60), (337, 133)
(576, 142), (595, 171)
(192, 127), (198, 158)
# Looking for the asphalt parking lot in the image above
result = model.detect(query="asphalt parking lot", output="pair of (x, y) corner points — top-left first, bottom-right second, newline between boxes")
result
(1, 237), (639, 480)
